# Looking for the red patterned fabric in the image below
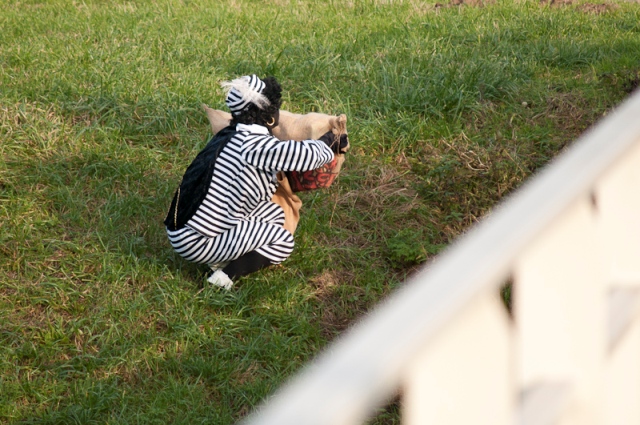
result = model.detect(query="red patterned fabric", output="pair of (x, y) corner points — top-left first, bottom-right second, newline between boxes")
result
(287, 157), (340, 192)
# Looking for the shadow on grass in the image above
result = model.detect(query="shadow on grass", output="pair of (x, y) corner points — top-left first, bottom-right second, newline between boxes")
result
(7, 133), (212, 279)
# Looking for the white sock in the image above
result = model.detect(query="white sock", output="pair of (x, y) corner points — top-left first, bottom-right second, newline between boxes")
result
(209, 261), (229, 272)
(207, 269), (233, 290)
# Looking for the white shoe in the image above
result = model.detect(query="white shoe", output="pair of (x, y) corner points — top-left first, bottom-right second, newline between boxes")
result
(207, 270), (234, 290)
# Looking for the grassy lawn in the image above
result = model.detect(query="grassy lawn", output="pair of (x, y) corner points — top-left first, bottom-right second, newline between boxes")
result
(1, 0), (639, 423)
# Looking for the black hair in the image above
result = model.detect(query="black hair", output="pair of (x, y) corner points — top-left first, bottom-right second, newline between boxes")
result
(230, 76), (282, 127)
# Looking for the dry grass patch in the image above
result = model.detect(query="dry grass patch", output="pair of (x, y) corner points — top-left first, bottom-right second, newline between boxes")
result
(310, 269), (367, 338)
(577, 3), (617, 13)
(411, 133), (531, 237)
(432, 0), (495, 10)
(540, 0), (619, 13)
(316, 156), (440, 267)
(542, 92), (598, 136)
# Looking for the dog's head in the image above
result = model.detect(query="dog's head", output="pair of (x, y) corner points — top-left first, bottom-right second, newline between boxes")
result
(331, 114), (349, 153)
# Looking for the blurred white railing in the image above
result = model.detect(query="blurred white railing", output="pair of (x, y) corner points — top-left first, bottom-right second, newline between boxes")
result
(238, 89), (640, 425)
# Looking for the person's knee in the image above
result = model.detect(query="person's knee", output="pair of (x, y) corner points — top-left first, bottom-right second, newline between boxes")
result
(266, 240), (294, 264)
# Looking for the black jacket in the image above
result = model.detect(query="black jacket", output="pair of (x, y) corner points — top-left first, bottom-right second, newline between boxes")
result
(164, 126), (236, 231)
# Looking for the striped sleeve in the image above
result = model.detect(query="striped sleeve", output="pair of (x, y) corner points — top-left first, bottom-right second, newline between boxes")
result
(242, 134), (335, 173)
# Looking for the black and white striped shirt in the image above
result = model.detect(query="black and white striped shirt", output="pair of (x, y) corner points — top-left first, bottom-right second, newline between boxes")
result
(185, 123), (334, 238)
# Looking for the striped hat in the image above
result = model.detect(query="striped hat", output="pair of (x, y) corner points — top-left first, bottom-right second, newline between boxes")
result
(221, 75), (270, 115)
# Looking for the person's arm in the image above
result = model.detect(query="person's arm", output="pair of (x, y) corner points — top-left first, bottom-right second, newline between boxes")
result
(243, 133), (335, 173)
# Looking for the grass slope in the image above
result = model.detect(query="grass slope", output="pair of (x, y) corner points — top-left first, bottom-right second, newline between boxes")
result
(1, 0), (639, 423)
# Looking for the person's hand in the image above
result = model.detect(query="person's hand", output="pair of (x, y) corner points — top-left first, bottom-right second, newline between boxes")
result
(319, 131), (349, 154)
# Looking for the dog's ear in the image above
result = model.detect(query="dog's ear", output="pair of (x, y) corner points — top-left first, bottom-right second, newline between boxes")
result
(337, 114), (347, 131)
(332, 114), (348, 135)
(333, 115), (349, 153)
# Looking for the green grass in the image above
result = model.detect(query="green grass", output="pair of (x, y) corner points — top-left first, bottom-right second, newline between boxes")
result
(1, 0), (639, 423)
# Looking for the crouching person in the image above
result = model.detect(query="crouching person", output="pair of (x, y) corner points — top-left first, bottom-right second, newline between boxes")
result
(164, 75), (338, 289)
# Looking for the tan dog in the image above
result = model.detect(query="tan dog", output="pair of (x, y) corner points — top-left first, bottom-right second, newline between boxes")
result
(203, 105), (347, 141)
(202, 105), (347, 234)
